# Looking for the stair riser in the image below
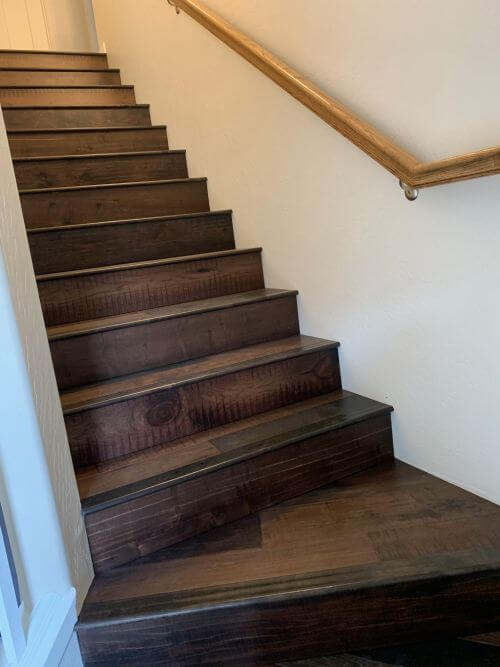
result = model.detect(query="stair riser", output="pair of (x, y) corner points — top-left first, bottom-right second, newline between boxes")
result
(86, 415), (393, 572)
(52, 295), (300, 389)
(77, 571), (500, 666)
(9, 127), (166, 157)
(66, 349), (341, 467)
(0, 86), (135, 106)
(0, 70), (121, 86)
(38, 251), (264, 326)
(21, 180), (209, 228)
(15, 152), (188, 189)
(2, 106), (152, 130)
(0, 52), (108, 70)
(29, 213), (235, 274)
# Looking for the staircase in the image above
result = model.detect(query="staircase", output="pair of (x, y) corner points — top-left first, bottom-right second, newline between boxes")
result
(1, 49), (499, 666)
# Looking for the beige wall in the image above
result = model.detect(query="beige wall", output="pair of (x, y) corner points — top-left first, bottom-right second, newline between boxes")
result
(93, 0), (500, 504)
(0, 0), (97, 51)
(0, 114), (93, 610)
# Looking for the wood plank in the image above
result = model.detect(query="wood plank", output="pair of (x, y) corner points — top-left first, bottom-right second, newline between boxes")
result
(0, 50), (108, 70)
(37, 248), (264, 326)
(63, 338), (340, 466)
(8, 126), (166, 157)
(77, 462), (500, 666)
(0, 69), (121, 86)
(49, 290), (299, 388)
(14, 150), (188, 189)
(28, 210), (234, 274)
(20, 178), (209, 228)
(82, 395), (392, 571)
(2, 105), (152, 130)
(0, 85), (135, 106)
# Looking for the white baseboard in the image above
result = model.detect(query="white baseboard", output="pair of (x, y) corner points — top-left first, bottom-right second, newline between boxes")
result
(19, 589), (77, 667)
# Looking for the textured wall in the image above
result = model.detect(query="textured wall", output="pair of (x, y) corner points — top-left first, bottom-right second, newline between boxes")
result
(93, 0), (500, 503)
(0, 114), (93, 609)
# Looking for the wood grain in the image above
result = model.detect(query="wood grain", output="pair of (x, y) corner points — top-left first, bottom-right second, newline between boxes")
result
(2, 105), (152, 130)
(0, 69), (121, 86)
(0, 85), (135, 106)
(0, 50), (108, 70)
(37, 248), (263, 326)
(171, 0), (500, 189)
(64, 343), (340, 467)
(78, 462), (500, 665)
(14, 150), (188, 189)
(28, 210), (234, 274)
(49, 290), (299, 388)
(8, 126), (167, 157)
(20, 178), (209, 228)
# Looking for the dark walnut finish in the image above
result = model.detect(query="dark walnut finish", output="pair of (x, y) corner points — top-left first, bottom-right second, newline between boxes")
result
(8, 126), (167, 157)
(1, 49), (496, 665)
(28, 210), (235, 274)
(13, 150), (188, 189)
(78, 462), (500, 666)
(2, 105), (152, 130)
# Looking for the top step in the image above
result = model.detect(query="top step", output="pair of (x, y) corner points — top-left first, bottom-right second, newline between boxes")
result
(0, 50), (108, 70)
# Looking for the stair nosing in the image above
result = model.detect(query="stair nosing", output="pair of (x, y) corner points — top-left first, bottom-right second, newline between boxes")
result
(0, 84), (133, 89)
(0, 67), (119, 73)
(0, 48), (106, 56)
(19, 176), (207, 195)
(27, 209), (233, 234)
(7, 124), (163, 134)
(13, 149), (184, 163)
(77, 555), (500, 627)
(48, 289), (298, 340)
(80, 391), (392, 515)
(3, 104), (149, 109)
(61, 336), (339, 415)
(36, 246), (257, 281)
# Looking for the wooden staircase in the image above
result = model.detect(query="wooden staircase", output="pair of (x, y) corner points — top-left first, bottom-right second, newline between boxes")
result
(1, 49), (499, 666)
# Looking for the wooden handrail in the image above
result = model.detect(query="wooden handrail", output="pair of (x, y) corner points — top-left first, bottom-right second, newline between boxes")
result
(167, 0), (500, 196)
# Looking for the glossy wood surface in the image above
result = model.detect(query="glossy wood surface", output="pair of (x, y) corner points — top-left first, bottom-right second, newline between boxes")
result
(0, 84), (136, 106)
(171, 0), (500, 189)
(0, 50), (108, 70)
(2, 105), (152, 130)
(0, 68), (121, 86)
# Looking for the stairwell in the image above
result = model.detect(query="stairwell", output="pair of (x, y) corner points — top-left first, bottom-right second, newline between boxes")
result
(0, 48), (499, 666)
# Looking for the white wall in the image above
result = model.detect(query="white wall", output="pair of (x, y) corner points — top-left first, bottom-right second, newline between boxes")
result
(0, 113), (93, 613)
(0, 0), (97, 51)
(92, 0), (500, 504)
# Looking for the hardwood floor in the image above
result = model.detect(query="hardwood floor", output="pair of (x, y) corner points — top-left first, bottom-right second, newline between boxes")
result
(2, 48), (498, 665)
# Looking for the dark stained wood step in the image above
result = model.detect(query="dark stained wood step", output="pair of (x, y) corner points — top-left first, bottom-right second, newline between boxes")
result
(80, 391), (393, 571)
(61, 336), (341, 467)
(37, 248), (264, 326)
(2, 105), (152, 130)
(8, 125), (166, 157)
(49, 289), (299, 388)
(13, 150), (188, 189)
(0, 50), (108, 70)
(0, 84), (135, 106)
(77, 461), (500, 666)
(0, 68), (121, 86)
(28, 210), (235, 273)
(20, 178), (209, 228)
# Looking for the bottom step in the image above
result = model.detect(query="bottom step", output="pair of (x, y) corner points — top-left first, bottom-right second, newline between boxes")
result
(78, 462), (500, 666)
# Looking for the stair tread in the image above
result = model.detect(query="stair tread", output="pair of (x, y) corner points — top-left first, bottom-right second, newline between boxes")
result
(0, 67), (119, 72)
(20, 176), (206, 194)
(0, 48), (106, 55)
(61, 334), (338, 414)
(0, 84), (133, 89)
(27, 209), (233, 234)
(79, 460), (500, 623)
(79, 390), (392, 512)
(13, 149), (182, 162)
(36, 246), (260, 281)
(48, 288), (297, 340)
(4, 104), (149, 109)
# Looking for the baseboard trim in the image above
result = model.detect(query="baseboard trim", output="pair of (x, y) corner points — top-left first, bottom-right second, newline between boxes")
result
(19, 588), (76, 666)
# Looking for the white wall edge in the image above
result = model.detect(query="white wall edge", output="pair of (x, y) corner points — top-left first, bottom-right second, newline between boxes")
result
(19, 588), (76, 667)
